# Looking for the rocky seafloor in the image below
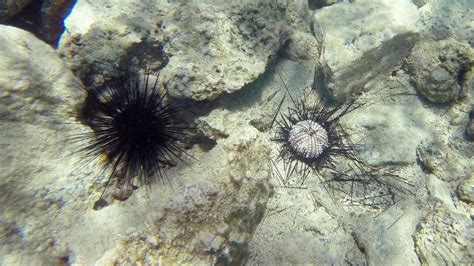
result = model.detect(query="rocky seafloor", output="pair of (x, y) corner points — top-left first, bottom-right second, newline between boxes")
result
(0, 0), (473, 265)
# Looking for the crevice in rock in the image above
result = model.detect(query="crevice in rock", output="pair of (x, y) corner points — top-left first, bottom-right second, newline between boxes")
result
(2, 0), (77, 47)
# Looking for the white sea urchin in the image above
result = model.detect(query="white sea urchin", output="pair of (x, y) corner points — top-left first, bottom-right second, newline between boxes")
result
(273, 96), (362, 176)
(288, 120), (328, 159)
(271, 79), (413, 210)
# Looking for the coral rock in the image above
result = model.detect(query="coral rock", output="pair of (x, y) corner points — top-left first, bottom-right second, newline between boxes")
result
(313, 1), (419, 100)
(404, 38), (474, 103)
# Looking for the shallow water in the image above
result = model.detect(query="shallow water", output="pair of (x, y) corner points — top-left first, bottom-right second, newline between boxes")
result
(0, 0), (473, 265)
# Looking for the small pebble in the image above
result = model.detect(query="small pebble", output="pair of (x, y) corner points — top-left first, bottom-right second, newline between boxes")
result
(245, 171), (252, 179)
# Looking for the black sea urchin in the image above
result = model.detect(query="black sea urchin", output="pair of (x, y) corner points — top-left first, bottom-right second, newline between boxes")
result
(273, 94), (363, 180)
(76, 66), (191, 198)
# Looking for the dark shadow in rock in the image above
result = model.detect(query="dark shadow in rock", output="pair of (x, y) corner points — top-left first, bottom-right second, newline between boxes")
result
(2, 0), (77, 47)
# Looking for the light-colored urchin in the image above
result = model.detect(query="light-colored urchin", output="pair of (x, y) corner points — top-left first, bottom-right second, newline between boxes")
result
(288, 120), (328, 159)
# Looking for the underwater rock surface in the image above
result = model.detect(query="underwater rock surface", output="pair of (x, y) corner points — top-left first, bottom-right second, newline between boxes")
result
(96, 126), (272, 264)
(458, 173), (474, 203)
(159, 3), (289, 100)
(59, 0), (290, 101)
(0, 23), (273, 264)
(0, 25), (84, 263)
(0, 25), (82, 123)
(1, 0), (474, 265)
(313, 0), (418, 100)
(414, 199), (472, 264)
(404, 39), (474, 103)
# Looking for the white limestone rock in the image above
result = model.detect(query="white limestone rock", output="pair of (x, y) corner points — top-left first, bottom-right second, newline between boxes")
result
(0, 25), (83, 123)
(343, 95), (433, 165)
(59, 0), (290, 101)
(417, 0), (474, 43)
(412, 0), (429, 8)
(414, 201), (472, 265)
(196, 108), (232, 140)
(94, 125), (272, 264)
(0, 25), (85, 262)
(313, 0), (419, 100)
(159, 2), (290, 100)
(59, 0), (168, 86)
(467, 109), (474, 140)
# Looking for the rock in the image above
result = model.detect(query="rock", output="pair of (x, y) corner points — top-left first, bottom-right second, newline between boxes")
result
(249, 112), (273, 132)
(415, 138), (470, 182)
(160, 3), (290, 100)
(0, 25), (84, 259)
(285, 30), (321, 61)
(404, 39), (474, 103)
(343, 99), (432, 166)
(58, 0), (168, 86)
(417, 0), (474, 43)
(2, 0), (77, 46)
(196, 108), (231, 140)
(414, 202), (472, 265)
(466, 108), (474, 140)
(308, 0), (342, 9)
(38, 0), (78, 46)
(0, 25), (82, 123)
(285, 0), (312, 30)
(59, 1), (290, 101)
(412, 0), (429, 8)
(0, 23), (274, 265)
(96, 126), (272, 264)
(316, 32), (419, 100)
(313, 0), (419, 100)
(0, 0), (32, 22)
(416, 141), (446, 173)
(2, 253), (69, 266)
(249, 194), (365, 264)
(458, 173), (474, 203)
